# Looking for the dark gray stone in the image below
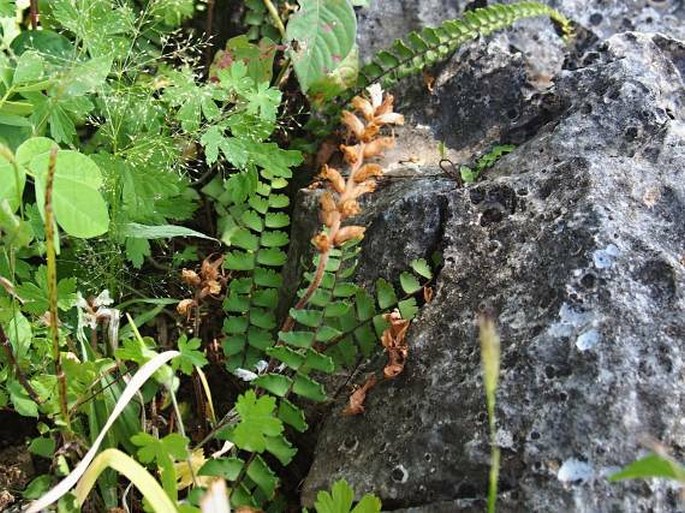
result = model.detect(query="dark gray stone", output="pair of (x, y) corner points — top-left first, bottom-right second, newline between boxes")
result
(300, 32), (685, 513)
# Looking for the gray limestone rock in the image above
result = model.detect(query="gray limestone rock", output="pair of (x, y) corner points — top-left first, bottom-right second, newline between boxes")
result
(299, 31), (685, 513)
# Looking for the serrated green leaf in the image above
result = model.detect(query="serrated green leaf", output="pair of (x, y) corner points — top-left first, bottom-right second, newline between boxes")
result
(398, 298), (418, 320)
(303, 349), (335, 373)
(265, 212), (290, 228)
(355, 289), (375, 321)
(261, 230), (289, 247)
(279, 330), (315, 349)
(309, 288), (332, 307)
(399, 272), (422, 294)
(248, 195), (269, 214)
(292, 373), (326, 402)
(229, 227), (260, 251)
(324, 301), (352, 317)
(333, 282), (358, 298)
(199, 457), (245, 480)
(233, 390), (283, 452)
(267, 193), (289, 208)
(253, 374), (293, 397)
(264, 434), (297, 466)
(254, 267), (283, 288)
(278, 398), (308, 432)
(257, 247), (287, 266)
(247, 454), (278, 498)
(375, 278), (397, 309)
(225, 251), (256, 271)
(223, 335), (246, 356)
(224, 316), (249, 334)
(316, 326), (342, 342)
(289, 308), (323, 328)
(253, 288), (279, 308)
(224, 291), (250, 313)
(410, 258), (433, 279)
(240, 209), (264, 231)
(266, 346), (305, 370)
(249, 307), (276, 330)
(247, 327), (274, 350)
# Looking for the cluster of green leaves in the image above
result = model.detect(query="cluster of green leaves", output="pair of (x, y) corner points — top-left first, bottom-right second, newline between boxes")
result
(460, 144), (515, 183)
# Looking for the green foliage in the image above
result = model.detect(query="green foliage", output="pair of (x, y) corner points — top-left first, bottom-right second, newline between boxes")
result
(357, 2), (571, 93)
(609, 453), (685, 483)
(285, 0), (358, 94)
(308, 479), (381, 513)
(459, 144), (515, 183)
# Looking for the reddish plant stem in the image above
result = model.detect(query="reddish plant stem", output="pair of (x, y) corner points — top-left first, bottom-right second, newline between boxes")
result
(29, 0), (39, 30)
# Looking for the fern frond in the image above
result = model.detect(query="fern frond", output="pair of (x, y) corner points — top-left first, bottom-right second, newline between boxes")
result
(356, 2), (572, 92)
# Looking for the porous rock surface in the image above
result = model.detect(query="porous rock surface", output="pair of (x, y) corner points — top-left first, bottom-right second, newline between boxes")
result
(298, 28), (685, 513)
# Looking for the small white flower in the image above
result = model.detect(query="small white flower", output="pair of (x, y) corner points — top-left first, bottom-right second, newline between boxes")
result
(367, 83), (383, 109)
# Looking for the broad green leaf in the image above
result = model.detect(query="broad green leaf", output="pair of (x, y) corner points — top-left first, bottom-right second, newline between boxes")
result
(286, 0), (357, 93)
(609, 453), (685, 482)
(172, 336), (208, 375)
(324, 301), (352, 318)
(354, 324), (377, 357)
(233, 390), (283, 452)
(7, 379), (38, 417)
(13, 51), (44, 85)
(307, 45), (359, 104)
(230, 227), (260, 251)
(249, 308), (276, 330)
(260, 230), (289, 247)
(30, 150), (109, 238)
(247, 327), (273, 350)
(29, 437), (55, 458)
(253, 374), (292, 397)
(252, 288), (279, 308)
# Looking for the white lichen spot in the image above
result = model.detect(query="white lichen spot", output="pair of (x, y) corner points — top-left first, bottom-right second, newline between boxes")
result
(557, 458), (594, 484)
(495, 429), (515, 450)
(576, 329), (601, 351)
(593, 244), (620, 269)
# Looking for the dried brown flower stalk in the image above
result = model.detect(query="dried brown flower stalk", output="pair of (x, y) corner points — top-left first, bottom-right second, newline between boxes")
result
(283, 85), (404, 331)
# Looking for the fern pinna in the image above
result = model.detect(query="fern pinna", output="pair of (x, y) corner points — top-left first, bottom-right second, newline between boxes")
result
(355, 2), (571, 93)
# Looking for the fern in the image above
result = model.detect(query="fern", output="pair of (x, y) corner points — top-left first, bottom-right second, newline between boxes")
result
(356, 2), (572, 93)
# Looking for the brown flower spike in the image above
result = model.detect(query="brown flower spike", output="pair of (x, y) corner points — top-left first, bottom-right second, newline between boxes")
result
(284, 85), (404, 329)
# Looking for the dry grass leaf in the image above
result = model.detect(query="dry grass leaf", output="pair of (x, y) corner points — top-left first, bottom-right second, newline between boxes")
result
(342, 374), (378, 416)
(423, 286), (434, 303)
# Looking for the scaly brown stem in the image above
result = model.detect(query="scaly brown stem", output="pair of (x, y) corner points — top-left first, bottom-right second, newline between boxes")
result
(45, 147), (71, 431)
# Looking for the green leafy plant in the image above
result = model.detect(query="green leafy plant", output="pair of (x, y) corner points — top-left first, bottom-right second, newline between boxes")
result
(460, 144), (516, 183)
